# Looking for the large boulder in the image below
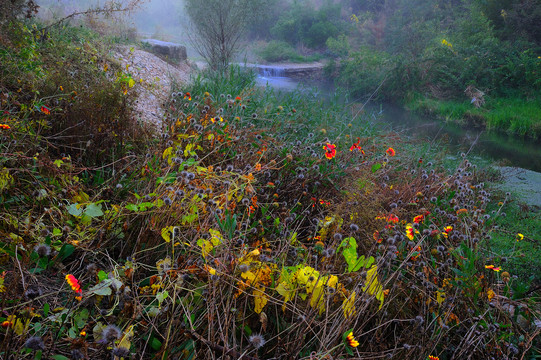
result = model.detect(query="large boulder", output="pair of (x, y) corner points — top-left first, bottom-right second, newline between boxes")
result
(141, 39), (187, 62)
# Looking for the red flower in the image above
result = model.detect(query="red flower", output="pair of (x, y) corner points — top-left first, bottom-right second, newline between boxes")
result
(428, 356), (440, 360)
(184, 92), (192, 101)
(40, 106), (50, 115)
(349, 137), (364, 154)
(386, 147), (395, 157)
(235, 96), (242, 102)
(66, 274), (82, 299)
(0, 124), (10, 130)
(323, 143), (337, 160)
(413, 214), (424, 224)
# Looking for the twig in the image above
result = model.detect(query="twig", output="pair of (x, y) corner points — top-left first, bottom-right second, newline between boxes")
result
(14, 245), (26, 290)
(187, 329), (259, 360)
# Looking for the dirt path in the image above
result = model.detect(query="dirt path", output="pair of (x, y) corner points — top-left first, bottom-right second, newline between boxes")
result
(113, 46), (193, 125)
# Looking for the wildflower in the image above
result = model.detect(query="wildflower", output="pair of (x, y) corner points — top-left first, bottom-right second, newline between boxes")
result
(184, 92), (191, 101)
(441, 226), (453, 238)
(406, 224), (415, 240)
(1, 320), (12, 328)
(386, 147), (396, 157)
(235, 96), (242, 102)
(516, 233), (524, 241)
(40, 106), (50, 115)
(413, 214), (424, 224)
(66, 274), (82, 299)
(345, 331), (359, 348)
(24, 336), (45, 351)
(485, 265), (501, 272)
(0, 124), (10, 130)
(428, 356), (440, 360)
(487, 289), (495, 301)
(249, 334), (266, 349)
(349, 138), (364, 153)
(323, 143), (337, 159)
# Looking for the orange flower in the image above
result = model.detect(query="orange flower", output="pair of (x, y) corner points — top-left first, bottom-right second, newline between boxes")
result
(485, 265), (501, 272)
(40, 106), (50, 115)
(235, 96), (241, 102)
(428, 356), (440, 360)
(184, 92), (191, 101)
(66, 274), (82, 298)
(441, 226), (453, 238)
(373, 230), (382, 243)
(0, 124), (10, 130)
(386, 147), (396, 157)
(323, 143), (337, 160)
(349, 138), (364, 154)
(1, 320), (12, 328)
(406, 223), (415, 240)
(346, 331), (359, 348)
(413, 214), (424, 224)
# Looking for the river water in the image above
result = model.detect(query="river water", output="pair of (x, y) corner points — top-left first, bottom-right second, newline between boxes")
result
(256, 75), (541, 172)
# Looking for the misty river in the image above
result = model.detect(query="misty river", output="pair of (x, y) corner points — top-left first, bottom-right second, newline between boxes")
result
(256, 71), (541, 173)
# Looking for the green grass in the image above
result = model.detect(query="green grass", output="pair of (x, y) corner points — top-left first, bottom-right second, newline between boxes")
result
(407, 94), (541, 139)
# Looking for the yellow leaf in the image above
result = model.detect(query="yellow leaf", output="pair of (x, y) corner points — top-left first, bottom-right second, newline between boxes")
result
(436, 291), (446, 305)
(7, 315), (30, 335)
(117, 325), (134, 353)
(161, 226), (174, 242)
(128, 78), (135, 88)
(162, 147), (173, 160)
(310, 283), (325, 314)
(342, 291), (356, 319)
(253, 286), (268, 314)
(204, 265), (217, 275)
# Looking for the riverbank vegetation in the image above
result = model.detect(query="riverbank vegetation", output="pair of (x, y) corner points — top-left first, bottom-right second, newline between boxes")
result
(248, 0), (541, 139)
(2, 4), (540, 357)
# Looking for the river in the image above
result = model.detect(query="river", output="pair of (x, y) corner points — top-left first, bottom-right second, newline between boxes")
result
(256, 74), (541, 173)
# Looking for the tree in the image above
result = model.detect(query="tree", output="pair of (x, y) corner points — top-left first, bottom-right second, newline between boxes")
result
(184, 0), (268, 70)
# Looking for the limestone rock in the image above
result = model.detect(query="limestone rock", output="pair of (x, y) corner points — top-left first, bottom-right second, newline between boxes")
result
(141, 39), (187, 62)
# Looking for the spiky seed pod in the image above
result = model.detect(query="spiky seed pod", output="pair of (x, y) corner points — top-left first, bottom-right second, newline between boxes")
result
(24, 336), (45, 351)
(249, 334), (266, 349)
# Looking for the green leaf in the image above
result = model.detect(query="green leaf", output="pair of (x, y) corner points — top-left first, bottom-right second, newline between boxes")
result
(67, 203), (83, 217)
(371, 163), (382, 173)
(51, 355), (69, 360)
(88, 280), (113, 296)
(52, 228), (62, 236)
(74, 308), (89, 328)
(97, 270), (108, 282)
(56, 244), (75, 261)
(125, 204), (138, 212)
(151, 337), (162, 351)
(156, 291), (169, 306)
(43, 303), (50, 317)
(84, 203), (103, 218)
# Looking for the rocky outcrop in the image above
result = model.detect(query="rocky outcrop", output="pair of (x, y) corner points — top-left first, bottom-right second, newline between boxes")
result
(141, 39), (187, 62)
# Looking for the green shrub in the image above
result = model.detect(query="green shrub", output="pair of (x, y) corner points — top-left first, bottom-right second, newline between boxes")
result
(326, 34), (350, 58)
(256, 40), (303, 62)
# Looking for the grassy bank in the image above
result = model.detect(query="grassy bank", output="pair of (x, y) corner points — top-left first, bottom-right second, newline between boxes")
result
(1, 21), (540, 359)
(406, 94), (541, 140)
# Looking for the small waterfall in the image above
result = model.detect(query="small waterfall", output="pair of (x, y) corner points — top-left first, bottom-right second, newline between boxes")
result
(259, 66), (286, 78)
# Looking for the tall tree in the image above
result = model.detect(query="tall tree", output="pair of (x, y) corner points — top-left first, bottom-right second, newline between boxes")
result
(184, 0), (266, 70)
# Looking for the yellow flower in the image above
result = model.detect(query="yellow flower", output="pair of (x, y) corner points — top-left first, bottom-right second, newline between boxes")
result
(516, 233), (524, 241)
(346, 331), (359, 347)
